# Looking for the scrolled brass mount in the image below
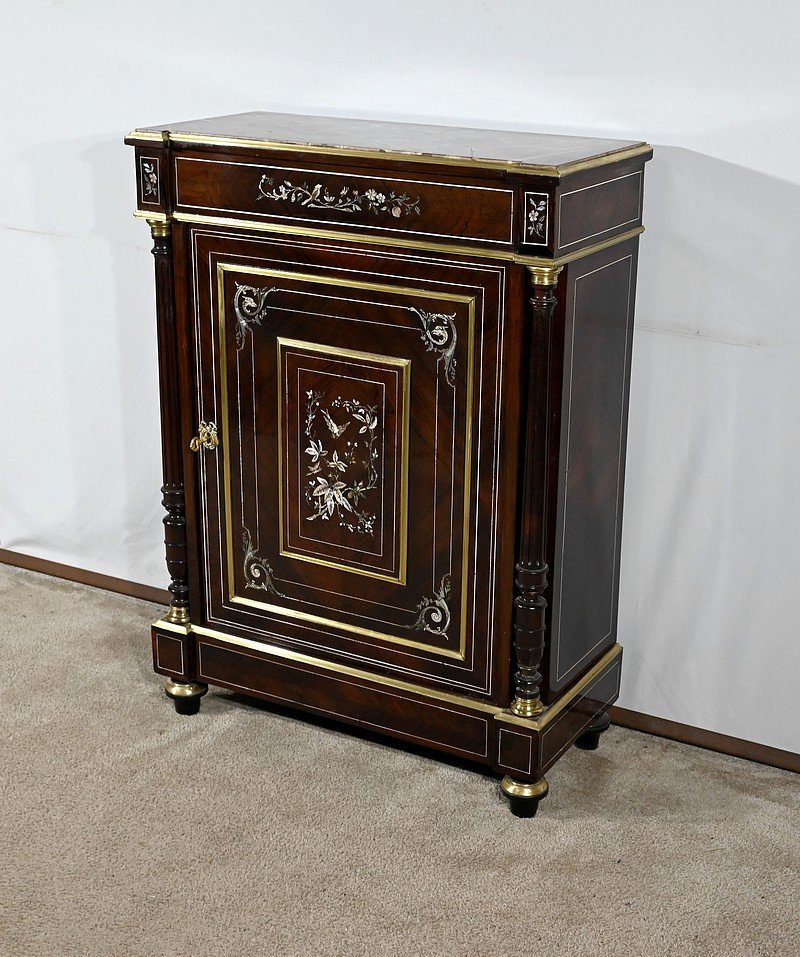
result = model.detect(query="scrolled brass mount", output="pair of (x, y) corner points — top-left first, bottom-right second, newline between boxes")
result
(190, 420), (219, 452)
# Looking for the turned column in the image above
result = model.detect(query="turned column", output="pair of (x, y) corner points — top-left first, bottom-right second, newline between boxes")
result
(510, 264), (563, 718)
(149, 218), (190, 625)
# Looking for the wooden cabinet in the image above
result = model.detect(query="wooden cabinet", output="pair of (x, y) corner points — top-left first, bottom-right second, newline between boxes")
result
(127, 112), (651, 816)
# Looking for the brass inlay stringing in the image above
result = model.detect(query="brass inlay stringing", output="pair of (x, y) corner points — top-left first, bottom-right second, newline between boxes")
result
(190, 420), (219, 452)
(215, 262), (476, 661)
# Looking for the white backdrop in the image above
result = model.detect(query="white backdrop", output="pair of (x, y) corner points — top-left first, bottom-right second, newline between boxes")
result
(2, 1), (798, 752)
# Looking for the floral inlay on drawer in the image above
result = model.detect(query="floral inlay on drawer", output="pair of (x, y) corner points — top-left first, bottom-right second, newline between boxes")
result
(173, 156), (515, 245)
(257, 176), (421, 219)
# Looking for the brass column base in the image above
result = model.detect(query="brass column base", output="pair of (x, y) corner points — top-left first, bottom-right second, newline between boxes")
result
(165, 604), (190, 625)
(510, 696), (544, 718)
(501, 775), (549, 818)
(165, 679), (208, 716)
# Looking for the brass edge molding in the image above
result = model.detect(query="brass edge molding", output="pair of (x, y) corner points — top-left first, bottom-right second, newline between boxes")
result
(134, 209), (168, 223)
(165, 210), (644, 267)
(152, 616), (192, 637)
(159, 619), (503, 715)
(495, 644), (623, 732)
(152, 616), (620, 725)
(179, 210), (512, 259)
(154, 618), (191, 635)
(550, 227), (644, 267)
(555, 144), (652, 177)
(126, 129), (651, 178)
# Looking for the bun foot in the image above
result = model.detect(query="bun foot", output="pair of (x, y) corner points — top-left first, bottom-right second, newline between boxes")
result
(575, 710), (611, 751)
(165, 679), (208, 716)
(501, 775), (549, 818)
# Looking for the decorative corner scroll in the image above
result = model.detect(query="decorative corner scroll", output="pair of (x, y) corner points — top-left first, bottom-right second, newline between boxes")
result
(256, 175), (421, 219)
(242, 526), (283, 597)
(229, 281), (460, 389)
(233, 282), (278, 350)
(524, 192), (548, 243)
(406, 574), (452, 639)
(410, 308), (458, 387)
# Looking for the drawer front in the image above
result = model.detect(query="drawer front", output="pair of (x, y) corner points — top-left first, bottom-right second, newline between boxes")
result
(181, 225), (519, 697)
(173, 154), (516, 246)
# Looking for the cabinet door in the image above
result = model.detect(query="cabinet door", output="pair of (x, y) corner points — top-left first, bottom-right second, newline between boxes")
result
(182, 225), (518, 698)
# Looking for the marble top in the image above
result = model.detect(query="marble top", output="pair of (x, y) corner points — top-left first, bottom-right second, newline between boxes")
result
(131, 111), (649, 173)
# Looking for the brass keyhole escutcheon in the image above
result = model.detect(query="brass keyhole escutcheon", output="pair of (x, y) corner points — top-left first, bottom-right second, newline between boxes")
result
(190, 420), (219, 452)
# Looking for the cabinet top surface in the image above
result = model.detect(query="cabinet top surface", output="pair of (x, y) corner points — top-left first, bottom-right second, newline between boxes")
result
(128, 111), (650, 174)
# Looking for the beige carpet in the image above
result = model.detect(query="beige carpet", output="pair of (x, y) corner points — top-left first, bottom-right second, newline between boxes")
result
(0, 564), (798, 957)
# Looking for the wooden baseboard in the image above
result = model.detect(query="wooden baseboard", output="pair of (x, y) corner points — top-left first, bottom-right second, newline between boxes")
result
(1, 548), (797, 774)
(609, 705), (799, 774)
(0, 548), (170, 607)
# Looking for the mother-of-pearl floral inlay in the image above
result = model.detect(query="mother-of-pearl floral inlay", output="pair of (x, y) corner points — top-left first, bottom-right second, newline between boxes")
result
(257, 174), (421, 218)
(303, 390), (380, 536)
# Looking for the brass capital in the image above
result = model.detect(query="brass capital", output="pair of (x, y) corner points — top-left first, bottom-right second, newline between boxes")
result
(526, 263), (563, 287)
(147, 218), (171, 238)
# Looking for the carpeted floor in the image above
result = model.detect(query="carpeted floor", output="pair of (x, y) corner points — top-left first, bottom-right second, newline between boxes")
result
(0, 564), (798, 957)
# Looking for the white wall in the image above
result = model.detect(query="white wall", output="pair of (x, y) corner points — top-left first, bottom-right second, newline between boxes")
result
(2, 1), (798, 752)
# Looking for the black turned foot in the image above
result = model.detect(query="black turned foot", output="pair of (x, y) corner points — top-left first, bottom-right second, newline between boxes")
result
(507, 795), (545, 818)
(575, 710), (611, 751)
(165, 679), (208, 716)
(172, 695), (202, 716)
(501, 775), (549, 818)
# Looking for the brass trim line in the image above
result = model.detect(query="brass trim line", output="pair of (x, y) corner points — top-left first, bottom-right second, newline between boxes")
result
(126, 128), (651, 178)
(156, 210), (643, 268)
(153, 617), (621, 729)
(184, 621), (500, 714)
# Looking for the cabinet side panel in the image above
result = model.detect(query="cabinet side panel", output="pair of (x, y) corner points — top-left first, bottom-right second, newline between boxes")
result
(546, 238), (639, 695)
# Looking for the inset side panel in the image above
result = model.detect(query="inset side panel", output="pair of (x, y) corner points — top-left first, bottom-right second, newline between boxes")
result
(546, 239), (639, 696)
